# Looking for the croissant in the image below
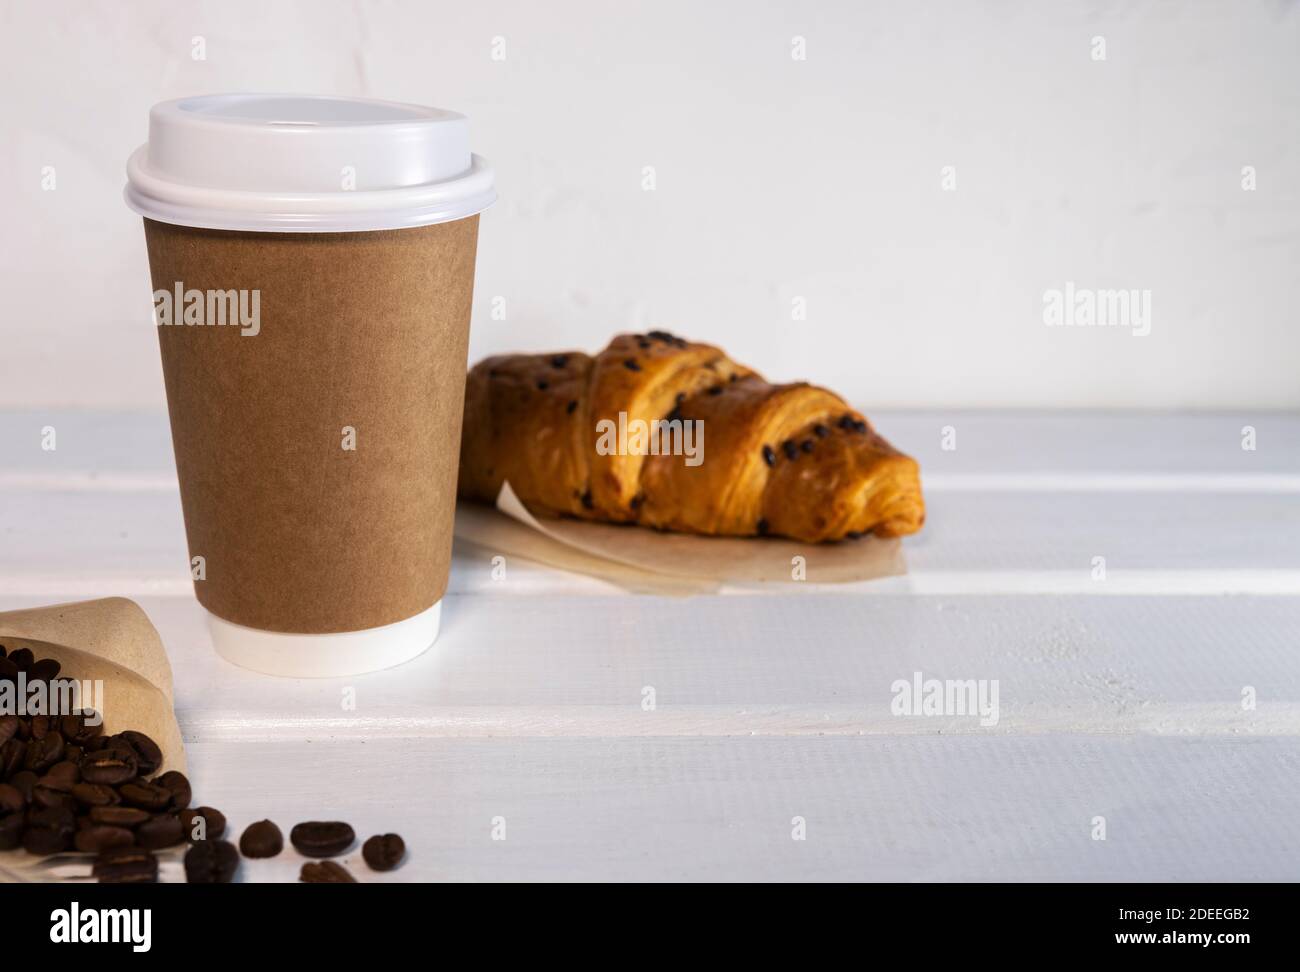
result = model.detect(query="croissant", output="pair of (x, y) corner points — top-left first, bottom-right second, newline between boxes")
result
(457, 332), (925, 543)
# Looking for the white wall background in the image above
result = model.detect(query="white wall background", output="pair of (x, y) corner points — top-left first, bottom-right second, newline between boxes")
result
(1, 0), (1297, 410)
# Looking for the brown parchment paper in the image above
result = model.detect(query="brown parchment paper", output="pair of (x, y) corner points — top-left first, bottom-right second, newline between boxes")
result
(146, 215), (480, 634)
(453, 482), (907, 590)
(0, 598), (185, 774)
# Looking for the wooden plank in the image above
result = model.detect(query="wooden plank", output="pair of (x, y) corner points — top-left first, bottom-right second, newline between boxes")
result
(4, 411), (1300, 478)
(3, 593), (1295, 737)
(164, 735), (1300, 881)
(5, 488), (1300, 595)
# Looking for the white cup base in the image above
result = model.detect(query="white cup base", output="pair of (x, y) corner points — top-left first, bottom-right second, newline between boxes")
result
(208, 601), (441, 677)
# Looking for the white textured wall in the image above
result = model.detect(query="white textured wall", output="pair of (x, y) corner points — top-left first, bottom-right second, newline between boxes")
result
(1, 0), (1297, 410)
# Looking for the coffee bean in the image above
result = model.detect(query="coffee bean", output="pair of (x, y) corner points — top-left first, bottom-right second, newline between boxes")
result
(80, 749), (137, 785)
(8, 648), (34, 672)
(118, 780), (173, 811)
(60, 712), (103, 747)
(184, 840), (240, 883)
(290, 821), (355, 858)
(180, 806), (227, 843)
(30, 657), (61, 682)
(0, 714), (17, 747)
(43, 760), (80, 788)
(0, 782), (25, 816)
(93, 846), (158, 884)
(22, 806), (75, 855)
(362, 833), (405, 872)
(32, 785), (78, 813)
(136, 813), (184, 849)
(71, 782), (120, 808)
(239, 819), (283, 858)
(75, 825), (135, 854)
(300, 860), (356, 883)
(0, 739), (27, 779)
(89, 805), (150, 828)
(8, 770), (37, 803)
(23, 732), (64, 773)
(155, 770), (192, 810)
(117, 731), (162, 776)
(0, 813), (22, 850)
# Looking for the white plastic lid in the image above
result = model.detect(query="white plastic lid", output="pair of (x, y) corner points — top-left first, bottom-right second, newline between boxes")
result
(125, 94), (495, 232)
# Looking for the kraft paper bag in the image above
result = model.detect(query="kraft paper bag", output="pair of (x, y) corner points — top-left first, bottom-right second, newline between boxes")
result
(1, 598), (185, 880)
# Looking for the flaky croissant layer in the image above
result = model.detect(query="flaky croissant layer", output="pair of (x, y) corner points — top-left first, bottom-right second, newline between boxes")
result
(458, 331), (925, 543)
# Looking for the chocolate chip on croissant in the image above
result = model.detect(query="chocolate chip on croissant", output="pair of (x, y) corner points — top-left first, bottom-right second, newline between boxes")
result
(457, 332), (925, 543)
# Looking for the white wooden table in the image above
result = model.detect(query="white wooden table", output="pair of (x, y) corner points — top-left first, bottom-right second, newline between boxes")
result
(3, 410), (1299, 881)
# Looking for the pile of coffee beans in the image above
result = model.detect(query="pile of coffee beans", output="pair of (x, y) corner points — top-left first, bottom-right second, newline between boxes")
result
(1, 643), (405, 882)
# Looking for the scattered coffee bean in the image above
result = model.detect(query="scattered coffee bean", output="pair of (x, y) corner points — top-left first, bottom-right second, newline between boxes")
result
(290, 821), (356, 858)
(0, 813), (22, 850)
(300, 860), (356, 883)
(31, 658), (61, 682)
(44, 760), (79, 788)
(93, 845), (158, 884)
(23, 732), (64, 773)
(87, 805), (151, 827)
(8, 771), (37, 803)
(80, 750), (136, 785)
(71, 782), (120, 808)
(0, 739), (26, 778)
(180, 806), (227, 842)
(75, 824), (135, 854)
(0, 783), (24, 814)
(117, 731), (162, 776)
(118, 780), (173, 811)
(32, 785), (77, 813)
(153, 771), (192, 810)
(362, 833), (405, 872)
(59, 712), (102, 747)
(136, 813), (185, 849)
(184, 839), (240, 883)
(239, 819), (284, 858)
(0, 715), (18, 747)
(22, 806), (75, 855)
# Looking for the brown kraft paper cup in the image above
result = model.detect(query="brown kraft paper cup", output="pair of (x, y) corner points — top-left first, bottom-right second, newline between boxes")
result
(145, 215), (480, 636)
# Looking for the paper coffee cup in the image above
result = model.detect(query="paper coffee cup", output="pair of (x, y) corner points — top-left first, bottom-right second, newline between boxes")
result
(125, 94), (495, 677)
